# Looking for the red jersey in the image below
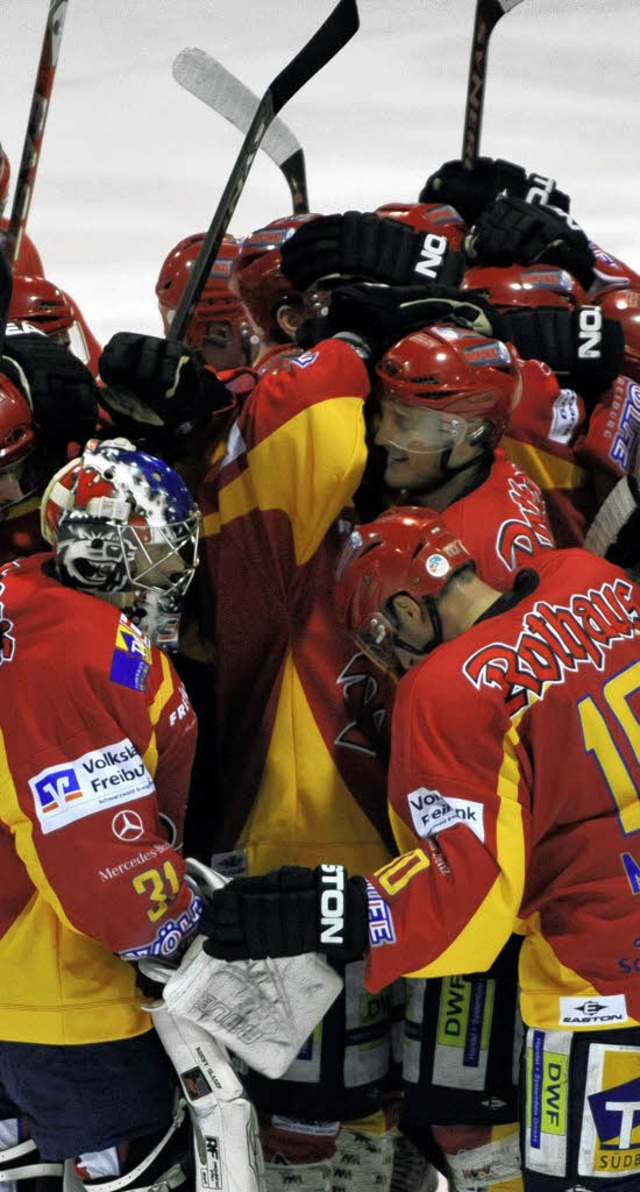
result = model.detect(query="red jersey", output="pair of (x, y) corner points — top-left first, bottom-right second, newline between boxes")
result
(0, 555), (198, 1045)
(366, 549), (640, 1032)
(439, 450), (554, 589)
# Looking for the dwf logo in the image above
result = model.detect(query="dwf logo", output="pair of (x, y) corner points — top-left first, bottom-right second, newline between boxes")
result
(33, 767), (82, 813)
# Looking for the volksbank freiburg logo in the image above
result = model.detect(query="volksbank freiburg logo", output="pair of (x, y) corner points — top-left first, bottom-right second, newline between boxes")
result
(30, 738), (154, 834)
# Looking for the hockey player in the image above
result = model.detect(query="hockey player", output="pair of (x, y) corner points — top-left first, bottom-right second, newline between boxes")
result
(0, 329), (101, 563)
(9, 273), (102, 376)
(97, 268), (558, 1192)
(0, 437), (201, 1191)
(99, 281), (478, 1192)
(155, 232), (260, 372)
(230, 213), (324, 367)
(202, 504), (640, 1192)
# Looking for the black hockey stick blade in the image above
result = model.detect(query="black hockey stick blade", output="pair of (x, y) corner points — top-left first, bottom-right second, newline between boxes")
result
(173, 49), (309, 213)
(169, 0), (358, 343)
(461, 0), (526, 169)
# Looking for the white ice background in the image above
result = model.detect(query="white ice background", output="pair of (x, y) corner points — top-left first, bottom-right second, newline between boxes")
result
(1, 0), (639, 349)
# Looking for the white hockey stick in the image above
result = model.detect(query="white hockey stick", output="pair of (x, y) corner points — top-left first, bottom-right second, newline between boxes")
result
(173, 49), (309, 214)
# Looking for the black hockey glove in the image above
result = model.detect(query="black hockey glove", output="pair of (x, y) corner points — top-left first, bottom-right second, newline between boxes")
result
(3, 332), (99, 446)
(99, 332), (232, 438)
(419, 156), (570, 227)
(464, 195), (595, 290)
(499, 305), (625, 405)
(300, 282), (503, 363)
(200, 864), (369, 963)
(280, 210), (464, 294)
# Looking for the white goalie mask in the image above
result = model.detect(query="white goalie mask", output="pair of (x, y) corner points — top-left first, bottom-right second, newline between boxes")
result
(40, 437), (201, 649)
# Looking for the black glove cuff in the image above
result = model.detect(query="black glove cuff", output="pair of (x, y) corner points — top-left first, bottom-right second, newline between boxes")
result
(315, 865), (369, 961)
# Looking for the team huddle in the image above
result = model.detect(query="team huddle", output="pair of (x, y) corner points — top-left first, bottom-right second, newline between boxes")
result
(2, 64), (640, 1192)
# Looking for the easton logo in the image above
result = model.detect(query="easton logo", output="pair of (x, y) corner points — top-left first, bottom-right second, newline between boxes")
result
(318, 864), (346, 946)
(577, 306), (603, 359)
(463, 579), (640, 715)
(414, 233), (448, 281)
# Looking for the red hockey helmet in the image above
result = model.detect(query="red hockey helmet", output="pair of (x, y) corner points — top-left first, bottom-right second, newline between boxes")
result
(462, 263), (587, 309)
(155, 233), (250, 346)
(375, 201), (468, 252)
(9, 274), (75, 337)
(232, 213), (322, 340)
(335, 506), (474, 672)
(375, 324), (521, 448)
(0, 374), (38, 512)
(0, 143), (10, 215)
(597, 288), (640, 384)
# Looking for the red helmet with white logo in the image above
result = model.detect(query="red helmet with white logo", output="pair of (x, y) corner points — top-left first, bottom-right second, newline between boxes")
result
(9, 274), (75, 336)
(335, 506), (474, 672)
(462, 263), (587, 309)
(375, 201), (468, 252)
(0, 374), (39, 513)
(232, 213), (322, 340)
(597, 288), (640, 384)
(375, 324), (521, 448)
(155, 233), (250, 347)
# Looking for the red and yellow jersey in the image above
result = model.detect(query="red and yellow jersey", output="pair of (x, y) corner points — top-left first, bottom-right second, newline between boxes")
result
(0, 554), (198, 1045)
(366, 549), (640, 1032)
(440, 450), (554, 589)
(197, 338), (397, 876)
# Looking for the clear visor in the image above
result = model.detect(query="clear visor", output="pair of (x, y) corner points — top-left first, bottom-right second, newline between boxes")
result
(375, 399), (469, 456)
(121, 513), (201, 595)
(356, 610), (404, 677)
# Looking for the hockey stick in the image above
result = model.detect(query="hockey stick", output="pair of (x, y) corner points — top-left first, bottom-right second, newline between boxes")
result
(169, 0), (359, 343)
(4, 0), (70, 268)
(173, 49), (309, 215)
(462, 0), (526, 169)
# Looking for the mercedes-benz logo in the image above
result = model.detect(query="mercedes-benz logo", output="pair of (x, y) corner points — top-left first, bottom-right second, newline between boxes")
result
(112, 809), (144, 841)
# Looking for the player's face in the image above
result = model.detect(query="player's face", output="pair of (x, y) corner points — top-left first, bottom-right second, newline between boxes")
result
(374, 399), (464, 492)
(388, 593), (436, 672)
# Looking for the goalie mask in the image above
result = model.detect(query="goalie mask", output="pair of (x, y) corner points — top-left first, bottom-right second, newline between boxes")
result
(335, 506), (474, 675)
(40, 438), (201, 649)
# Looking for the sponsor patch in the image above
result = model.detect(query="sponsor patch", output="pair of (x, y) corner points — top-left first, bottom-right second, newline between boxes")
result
(549, 389), (580, 446)
(29, 738), (154, 834)
(524, 1028), (570, 1177)
(579, 1042), (640, 1178)
(407, 786), (485, 843)
(432, 974), (495, 1092)
(559, 995), (628, 1027)
(110, 615), (152, 691)
(366, 880), (396, 946)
